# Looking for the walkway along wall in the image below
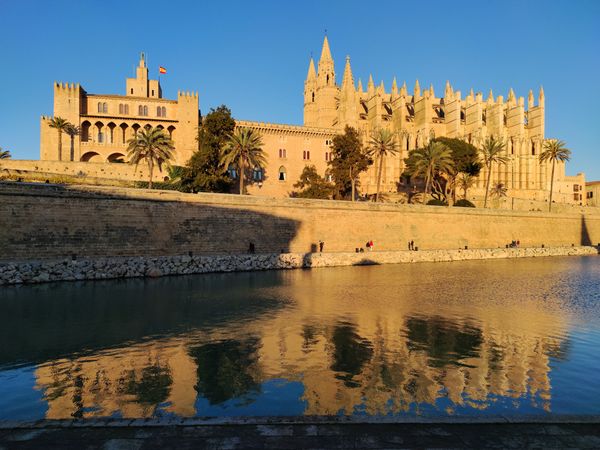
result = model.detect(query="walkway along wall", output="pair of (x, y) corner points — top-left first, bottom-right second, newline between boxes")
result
(1, 182), (599, 261)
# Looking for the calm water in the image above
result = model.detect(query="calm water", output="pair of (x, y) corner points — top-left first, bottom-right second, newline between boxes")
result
(1, 256), (599, 420)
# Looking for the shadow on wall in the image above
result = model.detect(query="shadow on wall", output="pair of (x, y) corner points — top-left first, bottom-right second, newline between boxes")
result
(580, 214), (593, 247)
(0, 183), (301, 260)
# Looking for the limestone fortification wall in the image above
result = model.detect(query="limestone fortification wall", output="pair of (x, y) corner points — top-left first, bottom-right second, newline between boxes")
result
(0, 159), (153, 181)
(1, 182), (599, 262)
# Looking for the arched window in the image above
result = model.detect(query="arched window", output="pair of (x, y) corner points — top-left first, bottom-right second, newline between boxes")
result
(119, 104), (123, 114)
(510, 138), (514, 155)
(81, 121), (91, 142)
(103, 103), (108, 113)
(157, 106), (162, 117)
(303, 150), (310, 160)
(124, 104), (129, 114)
(97, 102), (102, 113)
(279, 148), (286, 159)
(312, 92), (315, 102)
(227, 164), (238, 179)
(138, 105), (144, 116)
(326, 74), (329, 85)
(130, 88), (134, 94)
(278, 166), (286, 181)
(161, 107), (166, 117)
(253, 166), (263, 181)
(531, 141), (536, 156)
(143, 106), (148, 116)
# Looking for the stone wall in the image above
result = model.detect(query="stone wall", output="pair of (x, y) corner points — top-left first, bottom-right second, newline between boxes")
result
(0, 159), (153, 182)
(1, 247), (597, 285)
(1, 182), (599, 262)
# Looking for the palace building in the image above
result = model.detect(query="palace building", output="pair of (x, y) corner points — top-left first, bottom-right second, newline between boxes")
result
(37, 38), (585, 203)
(40, 53), (199, 166)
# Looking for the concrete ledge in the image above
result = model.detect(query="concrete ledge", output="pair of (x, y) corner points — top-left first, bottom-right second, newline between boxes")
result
(1, 246), (597, 285)
(2, 416), (600, 449)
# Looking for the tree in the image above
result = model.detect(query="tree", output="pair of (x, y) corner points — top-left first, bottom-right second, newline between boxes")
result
(180, 105), (235, 193)
(0, 147), (11, 159)
(48, 116), (69, 161)
(480, 136), (509, 208)
(127, 127), (175, 189)
(456, 172), (475, 200)
(64, 124), (80, 162)
(220, 127), (266, 195)
(540, 139), (571, 212)
(404, 141), (454, 202)
(328, 126), (372, 201)
(292, 165), (333, 199)
(367, 129), (399, 202)
(433, 137), (481, 203)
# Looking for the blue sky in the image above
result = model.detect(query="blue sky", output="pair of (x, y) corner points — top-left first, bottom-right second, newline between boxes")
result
(1, 0), (598, 179)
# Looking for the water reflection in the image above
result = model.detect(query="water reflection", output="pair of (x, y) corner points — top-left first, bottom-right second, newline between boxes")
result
(1, 256), (600, 419)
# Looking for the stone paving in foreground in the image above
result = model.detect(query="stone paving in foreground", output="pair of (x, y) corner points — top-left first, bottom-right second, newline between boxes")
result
(1, 416), (600, 449)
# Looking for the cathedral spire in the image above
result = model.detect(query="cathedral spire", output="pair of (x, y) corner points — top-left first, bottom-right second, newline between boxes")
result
(319, 35), (333, 63)
(368, 74), (375, 95)
(508, 88), (515, 102)
(357, 78), (363, 93)
(378, 80), (385, 94)
(306, 57), (316, 81)
(341, 55), (354, 91)
(487, 89), (494, 104)
(391, 77), (398, 95)
(400, 81), (407, 97)
(539, 85), (545, 107)
(445, 80), (453, 98)
(139, 52), (146, 68)
(414, 79), (421, 99)
(528, 89), (534, 108)
(429, 83), (435, 98)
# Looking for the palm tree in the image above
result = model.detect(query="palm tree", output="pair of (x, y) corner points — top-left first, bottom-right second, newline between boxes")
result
(220, 127), (267, 195)
(0, 147), (11, 159)
(480, 136), (509, 208)
(456, 172), (475, 199)
(48, 117), (70, 161)
(539, 139), (571, 212)
(64, 124), (80, 162)
(127, 127), (175, 189)
(407, 141), (454, 201)
(367, 129), (399, 202)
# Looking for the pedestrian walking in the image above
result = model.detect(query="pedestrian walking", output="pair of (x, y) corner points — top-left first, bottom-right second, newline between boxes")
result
(319, 240), (324, 253)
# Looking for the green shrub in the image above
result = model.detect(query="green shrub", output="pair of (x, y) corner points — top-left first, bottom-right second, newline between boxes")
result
(426, 198), (448, 206)
(454, 199), (476, 208)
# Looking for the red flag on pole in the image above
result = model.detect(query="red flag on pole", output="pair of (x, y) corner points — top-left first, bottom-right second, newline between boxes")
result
(159, 66), (167, 74)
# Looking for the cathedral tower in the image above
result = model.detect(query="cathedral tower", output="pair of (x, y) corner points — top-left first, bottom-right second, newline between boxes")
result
(303, 58), (317, 126)
(315, 36), (338, 128)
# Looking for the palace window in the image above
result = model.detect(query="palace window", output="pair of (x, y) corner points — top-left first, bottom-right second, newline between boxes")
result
(303, 150), (311, 160)
(574, 184), (579, 192)
(98, 102), (102, 113)
(279, 148), (287, 158)
(103, 103), (108, 113)
(253, 166), (263, 181)
(278, 166), (287, 181)
(139, 105), (148, 116)
(130, 88), (134, 94)
(157, 106), (162, 117)
(227, 164), (238, 179)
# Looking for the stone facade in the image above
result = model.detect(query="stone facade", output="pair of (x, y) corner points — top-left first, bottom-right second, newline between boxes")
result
(586, 181), (600, 207)
(34, 42), (585, 202)
(40, 53), (198, 166)
(304, 36), (584, 202)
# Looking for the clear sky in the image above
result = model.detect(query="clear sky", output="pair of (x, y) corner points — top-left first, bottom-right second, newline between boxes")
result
(1, 0), (598, 179)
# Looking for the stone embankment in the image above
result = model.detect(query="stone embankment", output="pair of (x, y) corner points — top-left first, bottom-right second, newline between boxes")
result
(1, 246), (596, 286)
